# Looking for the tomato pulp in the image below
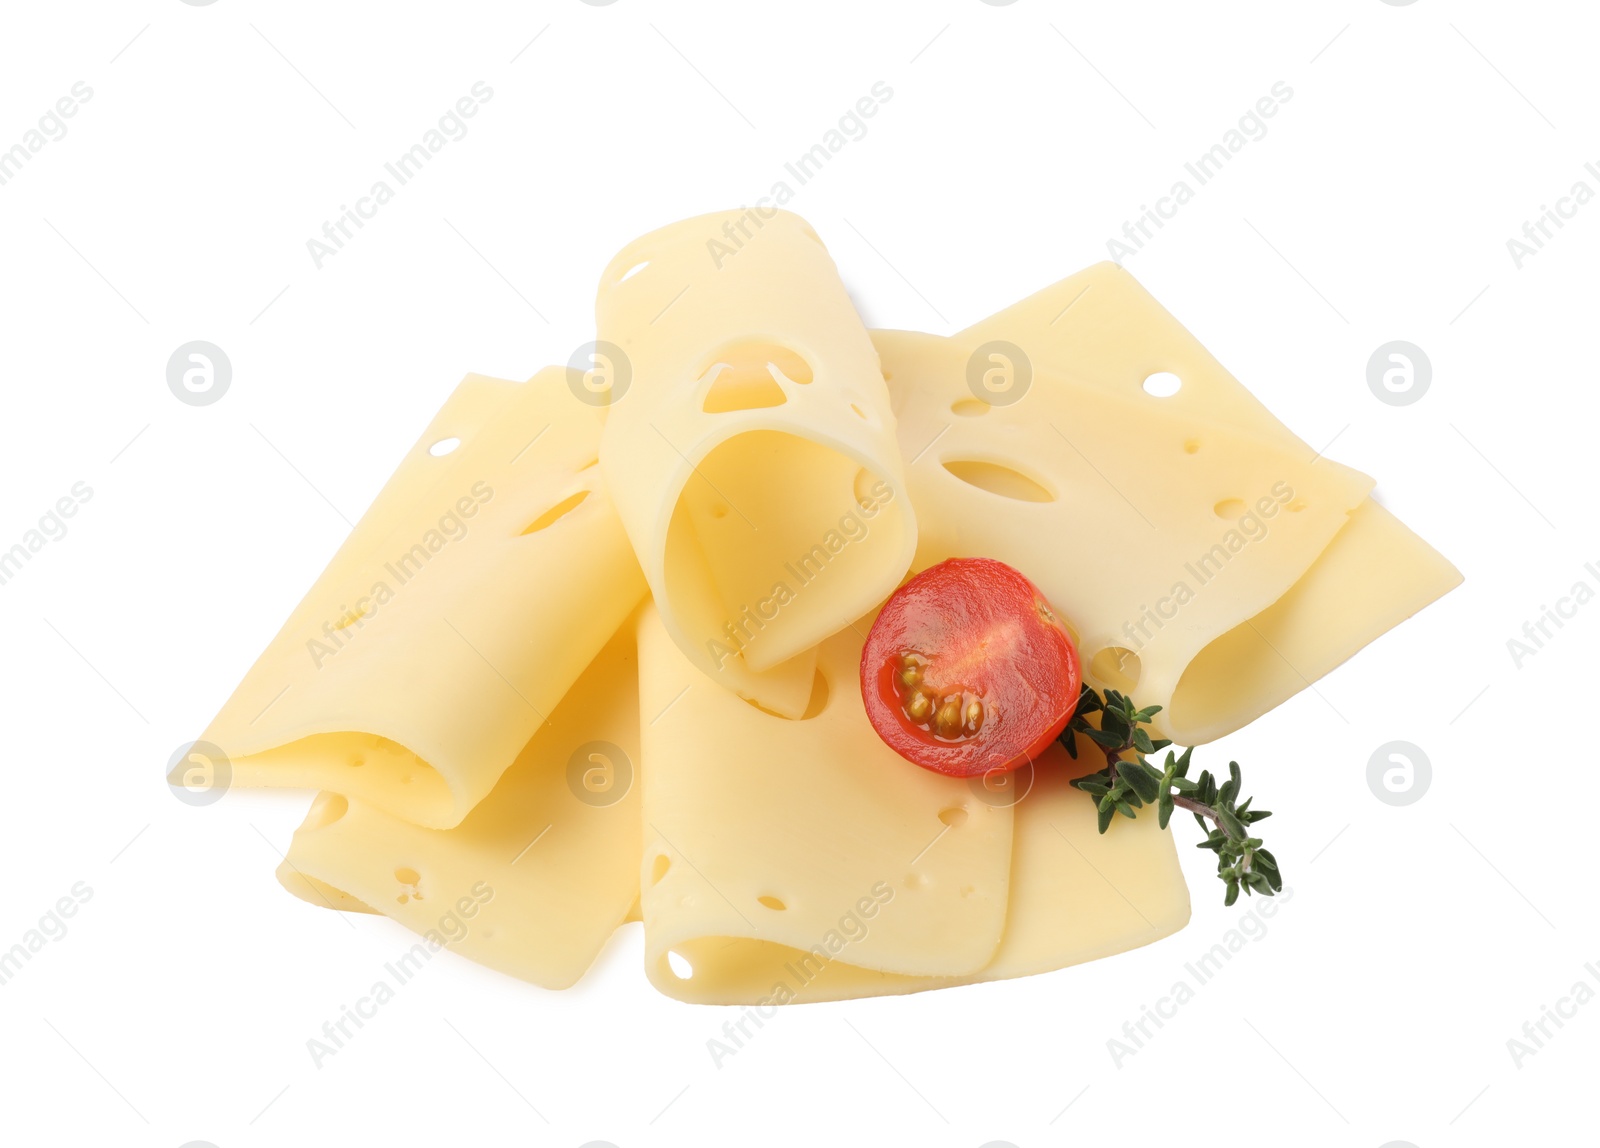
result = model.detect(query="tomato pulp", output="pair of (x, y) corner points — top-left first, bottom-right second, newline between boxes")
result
(860, 557), (1082, 778)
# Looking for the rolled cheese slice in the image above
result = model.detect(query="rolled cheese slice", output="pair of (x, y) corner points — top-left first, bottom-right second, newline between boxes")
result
(872, 262), (1460, 745)
(185, 369), (648, 828)
(596, 209), (916, 718)
(276, 609), (643, 989)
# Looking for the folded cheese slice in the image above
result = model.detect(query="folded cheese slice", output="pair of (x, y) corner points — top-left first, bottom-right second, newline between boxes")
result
(643, 732), (1189, 1004)
(596, 210), (917, 718)
(276, 609), (643, 990)
(186, 369), (648, 828)
(637, 602), (1013, 1004)
(872, 262), (1460, 745)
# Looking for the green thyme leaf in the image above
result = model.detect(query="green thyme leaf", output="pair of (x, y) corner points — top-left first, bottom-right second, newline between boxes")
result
(1060, 684), (1283, 905)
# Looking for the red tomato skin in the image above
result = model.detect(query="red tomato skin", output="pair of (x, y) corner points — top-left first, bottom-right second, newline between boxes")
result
(859, 557), (1082, 778)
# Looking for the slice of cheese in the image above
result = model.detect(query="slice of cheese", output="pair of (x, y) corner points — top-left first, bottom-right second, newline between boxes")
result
(636, 602), (1013, 1004)
(876, 329), (1375, 746)
(186, 369), (648, 828)
(642, 732), (1188, 1004)
(872, 261), (1460, 744)
(275, 611), (643, 990)
(596, 209), (917, 718)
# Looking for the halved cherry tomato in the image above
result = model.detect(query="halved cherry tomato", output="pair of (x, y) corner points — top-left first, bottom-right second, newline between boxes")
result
(860, 557), (1081, 778)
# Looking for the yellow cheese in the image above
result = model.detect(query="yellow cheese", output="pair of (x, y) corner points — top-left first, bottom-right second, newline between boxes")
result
(185, 369), (648, 828)
(636, 602), (1013, 1004)
(871, 262), (1460, 744)
(596, 210), (917, 718)
(275, 612), (643, 990)
(643, 734), (1188, 1004)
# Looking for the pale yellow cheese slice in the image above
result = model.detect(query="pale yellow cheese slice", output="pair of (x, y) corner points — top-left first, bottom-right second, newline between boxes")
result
(596, 209), (917, 718)
(186, 369), (648, 828)
(636, 602), (1013, 1003)
(876, 329), (1374, 746)
(871, 261), (1460, 744)
(646, 733), (1188, 1004)
(275, 611), (643, 990)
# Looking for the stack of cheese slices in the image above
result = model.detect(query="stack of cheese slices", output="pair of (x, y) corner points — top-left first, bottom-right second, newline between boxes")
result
(189, 209), (1459, 1004)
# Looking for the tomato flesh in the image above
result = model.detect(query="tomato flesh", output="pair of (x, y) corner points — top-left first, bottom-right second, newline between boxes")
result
(860, 557), (1081, 778)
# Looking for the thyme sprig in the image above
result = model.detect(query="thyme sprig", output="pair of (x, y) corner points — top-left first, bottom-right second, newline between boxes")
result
(1063, 685), (1282, 906)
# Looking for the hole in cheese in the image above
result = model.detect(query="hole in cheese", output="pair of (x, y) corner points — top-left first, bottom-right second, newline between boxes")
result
(1183, 438), (1201, 454)
(757, 895), (787, 911)
(618, 260), (648, 283)
(521, 490), (590, 534)
(938, 806), (969, 828)
(850, 403), (868, 420)
(666, 950), (694, 980)
(941, 459), (1055, 503)
(428, 437), (461, 457)
(650, 855), (671, 885)
(395, 867), (420, 886)
(1287, 498), (1308, 513)
(951, 398), (991, 417)
(305, 792), (348, 829)
(1090, 645), (1143, 691)
(698, 342), (812, 409)
(702, 364), (789, 413)
(1214, 498), (1247, 519)
(1142, 371), (1182, 397)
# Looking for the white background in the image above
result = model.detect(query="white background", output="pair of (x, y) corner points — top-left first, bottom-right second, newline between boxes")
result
(0, 1), (1594, 1146)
